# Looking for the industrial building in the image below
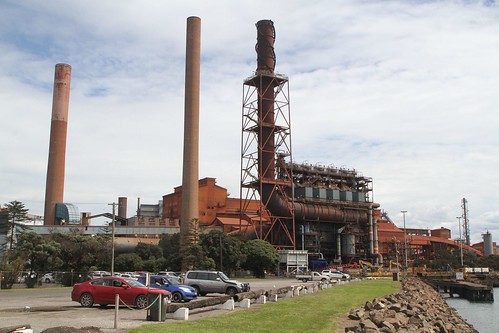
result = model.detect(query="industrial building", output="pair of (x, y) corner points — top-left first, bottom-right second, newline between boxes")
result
(8, 17), (484, 268)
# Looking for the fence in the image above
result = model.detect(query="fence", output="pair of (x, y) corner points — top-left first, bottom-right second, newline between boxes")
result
(0, 270), (89, 289)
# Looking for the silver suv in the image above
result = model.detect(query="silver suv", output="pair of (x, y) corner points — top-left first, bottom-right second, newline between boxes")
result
(183, 270), (250, 296)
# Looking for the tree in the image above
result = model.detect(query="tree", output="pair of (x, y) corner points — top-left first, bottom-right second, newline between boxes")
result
(14, 232), (61, 287)
(477, 255), (499, 271)
(181, 243), (215, 271)
(142, 257), (168, 272)
(429, 249), (459, 270)
(51, 233), (112, 273)
(115, 253), (143, 272)
(0, 208), (9, 252)
(134, 242), (163, 260)
(199, 230), (245, 274)
(0, 251), (25, 289)
(158, 233), (182, 271)
(3, 201), (31, 250)
(242, 239), (279, 278)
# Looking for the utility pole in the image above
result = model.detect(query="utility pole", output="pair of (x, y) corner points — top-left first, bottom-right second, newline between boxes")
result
(108, 202), (117, 275)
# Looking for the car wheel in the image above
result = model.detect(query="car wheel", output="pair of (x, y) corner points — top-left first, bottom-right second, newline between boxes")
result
(79, 293), (94, 307)
(135, 294), (148, 309)
(45, 278), (51, 283)
(226, 287), (238, 297)
(192, 285), (201, 295)
(172, 292), (183, 302)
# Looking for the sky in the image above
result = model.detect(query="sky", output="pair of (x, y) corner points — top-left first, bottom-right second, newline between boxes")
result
(1, 0), (498, 244)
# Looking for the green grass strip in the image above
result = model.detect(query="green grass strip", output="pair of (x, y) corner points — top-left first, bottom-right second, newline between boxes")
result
(131, 279), (400, 333)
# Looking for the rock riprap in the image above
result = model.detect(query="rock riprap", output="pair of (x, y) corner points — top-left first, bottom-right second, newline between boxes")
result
(343, 277), (478, 333)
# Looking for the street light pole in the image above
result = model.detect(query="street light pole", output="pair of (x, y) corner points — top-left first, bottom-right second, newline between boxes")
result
(401, 210), (408, 269)
(456, 216), (464, 267)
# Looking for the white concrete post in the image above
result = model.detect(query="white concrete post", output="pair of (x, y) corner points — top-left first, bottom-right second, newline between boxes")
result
(220, 299), (235, 310)
(114, 294), (119, 329)
(238, 299), (251, 308)
(173, 308), (189, 320)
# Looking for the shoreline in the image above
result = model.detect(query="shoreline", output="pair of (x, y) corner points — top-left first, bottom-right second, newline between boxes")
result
(336, 277), (478, 333)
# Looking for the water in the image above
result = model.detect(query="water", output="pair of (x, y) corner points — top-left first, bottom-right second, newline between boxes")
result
(444, 288), (498, 333)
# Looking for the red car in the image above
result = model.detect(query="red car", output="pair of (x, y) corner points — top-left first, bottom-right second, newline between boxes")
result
(71, 276), (170, 309)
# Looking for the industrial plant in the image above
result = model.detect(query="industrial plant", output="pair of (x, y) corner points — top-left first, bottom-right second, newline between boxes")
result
(6, 17), (493, 271)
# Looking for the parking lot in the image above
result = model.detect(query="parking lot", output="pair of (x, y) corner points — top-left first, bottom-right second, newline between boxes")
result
(0, 278), (302, 333)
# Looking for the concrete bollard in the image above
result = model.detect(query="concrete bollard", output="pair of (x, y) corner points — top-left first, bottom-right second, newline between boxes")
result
(219, 299), (235, 310)
(258, 295), (267, 304)
(173, 307), (189, 320)
(238, 299), (251, 308)
(270, 294), (278, 302)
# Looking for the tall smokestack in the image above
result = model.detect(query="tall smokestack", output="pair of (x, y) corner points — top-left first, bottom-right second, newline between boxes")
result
(255, 20), (276, 180)
(180, 16), (201, 261)
(118, 197), (127, 219)
(44, 64), (71, 225)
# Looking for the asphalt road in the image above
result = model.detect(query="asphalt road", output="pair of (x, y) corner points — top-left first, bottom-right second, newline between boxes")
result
(0, 278), (304, 333)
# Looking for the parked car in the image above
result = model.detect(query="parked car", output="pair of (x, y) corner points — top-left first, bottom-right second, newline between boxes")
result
(114, 272), (137, 279)
(157, 271), (182, 283)
(71, 276), (170, 309)
(138, 275), (197, 302)
(183, 270), (250, 296)
(295, 272), (330, 282)
(39, 273), (56, 283)
(88, 271), (112, 279)
(321, 270), (351, 280)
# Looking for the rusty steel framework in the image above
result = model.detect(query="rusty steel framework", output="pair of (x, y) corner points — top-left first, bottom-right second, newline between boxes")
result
(239, 20), (376, 260)
(461, 198), (470, 246)
(240, 71), (295, 249)
(239, 19), (295, 249)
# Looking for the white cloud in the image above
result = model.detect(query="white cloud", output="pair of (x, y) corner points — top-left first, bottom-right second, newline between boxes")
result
(1, 0), (498, 243)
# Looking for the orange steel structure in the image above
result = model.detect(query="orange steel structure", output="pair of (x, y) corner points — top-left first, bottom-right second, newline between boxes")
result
(239, 20), (373, 259)
(240, 19), (295, 249)
(375, 212), (483, 262)
(159, 177), (482, 262)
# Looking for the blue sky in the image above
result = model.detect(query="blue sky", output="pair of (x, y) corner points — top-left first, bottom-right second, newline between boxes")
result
(1, 0), (499, 244)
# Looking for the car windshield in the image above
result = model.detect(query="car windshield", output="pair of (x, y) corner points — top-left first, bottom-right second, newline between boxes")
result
(165, 276), (179, 285)
(125, 278), (146, 287)
(218, 272), (230, 280)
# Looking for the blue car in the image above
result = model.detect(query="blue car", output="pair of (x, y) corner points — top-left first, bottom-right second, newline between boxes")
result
(138, 275), (197, 302)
